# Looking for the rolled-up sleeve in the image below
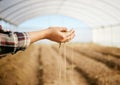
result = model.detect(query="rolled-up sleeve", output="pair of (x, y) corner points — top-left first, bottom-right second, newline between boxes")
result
(14, 32), (30, 52)
(0, 25), (31, 56)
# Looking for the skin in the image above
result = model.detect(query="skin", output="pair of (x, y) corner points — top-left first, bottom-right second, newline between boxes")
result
(28, 27), (75, 43)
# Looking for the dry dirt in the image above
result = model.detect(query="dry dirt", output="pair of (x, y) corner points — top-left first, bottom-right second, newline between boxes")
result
(0, 43), (120, 85)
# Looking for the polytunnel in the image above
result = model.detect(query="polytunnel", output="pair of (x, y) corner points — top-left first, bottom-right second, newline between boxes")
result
(1, 1), (120, 85)
(0, 0), (120, 47)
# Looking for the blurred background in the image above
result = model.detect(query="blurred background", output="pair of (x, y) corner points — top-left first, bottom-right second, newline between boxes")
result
(0, 0), (120, 47)
(1, 0), (120, 85)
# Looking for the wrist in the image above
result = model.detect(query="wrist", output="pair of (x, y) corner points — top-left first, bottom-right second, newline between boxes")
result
(44, 28), (51, 39)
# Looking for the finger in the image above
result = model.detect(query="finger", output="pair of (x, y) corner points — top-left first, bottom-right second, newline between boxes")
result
(65, 29), (75, 37)
(70, 32), (75, 40)
(70, 32), (75, 39)
(66, 32), (75, 42)
(60, 27), (68, 32)
(61, 31), (75, 43)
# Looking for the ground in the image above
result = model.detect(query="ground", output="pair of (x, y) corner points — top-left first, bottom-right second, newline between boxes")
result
(0, 43), (120, 85)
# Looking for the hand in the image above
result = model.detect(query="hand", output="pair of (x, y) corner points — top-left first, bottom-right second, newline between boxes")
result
(46, 27), (75, 43)
(28, 26), (75, 44)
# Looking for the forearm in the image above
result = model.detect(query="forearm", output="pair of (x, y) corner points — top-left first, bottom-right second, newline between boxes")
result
(28, 29), (49, 43)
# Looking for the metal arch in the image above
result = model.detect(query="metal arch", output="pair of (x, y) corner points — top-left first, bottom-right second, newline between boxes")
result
(14, 12), (57, 25)
(0, 0), (66, 18)
(59, 11), (99, 27)
(6, 9), (101, 25)
(11, 8), (119, 28)
(8, 1), (120, 25)
(11, 12), (116, 28)
(74, 0), (120, 21)
(16, 12), (103, 28)
(9, 7), (60, 21)
(0, 0), (120, 26)
(0, 17), (16, 26)
(13, 10), (94, 27)
(3, 0), (120, 21)
(11, 8), (105, 27)
(59, 9), (115, 27)
(0, 0), (25, 13)
(101, 0), (120, 10)
(66, 0), (120, 23)
(0, 0), (62, 16)
(9, 7), (97, 25)
(99, 0), (120, 21)
(0, 0), (117, 25)
(101, 2), (120, 21)
(8, 1), (118, 25)
(0, 0), (53, 13)
(5, 1), (117, 24)
(16, 11), (118, 28)
(58, 6), (118, 26)
(3, 0), (63, 18)
(60, 2), (119, 24)
(9, 7), (105, 26)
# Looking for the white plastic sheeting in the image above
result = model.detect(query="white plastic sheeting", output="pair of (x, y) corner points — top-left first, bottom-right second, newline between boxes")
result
(0, 0), (120, 27)
(92, 25), (120, 47)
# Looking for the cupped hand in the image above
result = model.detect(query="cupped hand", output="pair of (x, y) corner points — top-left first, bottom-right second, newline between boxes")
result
(46, 27), (75, 43)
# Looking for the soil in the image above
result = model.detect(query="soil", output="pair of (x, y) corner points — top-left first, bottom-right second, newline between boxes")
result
(0, 43), (120, 85)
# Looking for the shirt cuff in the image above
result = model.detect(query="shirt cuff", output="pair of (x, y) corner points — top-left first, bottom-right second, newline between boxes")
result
(14, 32), (31, 52)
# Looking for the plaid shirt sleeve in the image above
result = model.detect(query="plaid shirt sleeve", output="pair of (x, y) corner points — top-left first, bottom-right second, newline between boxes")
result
(0, 25), (31, 56)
